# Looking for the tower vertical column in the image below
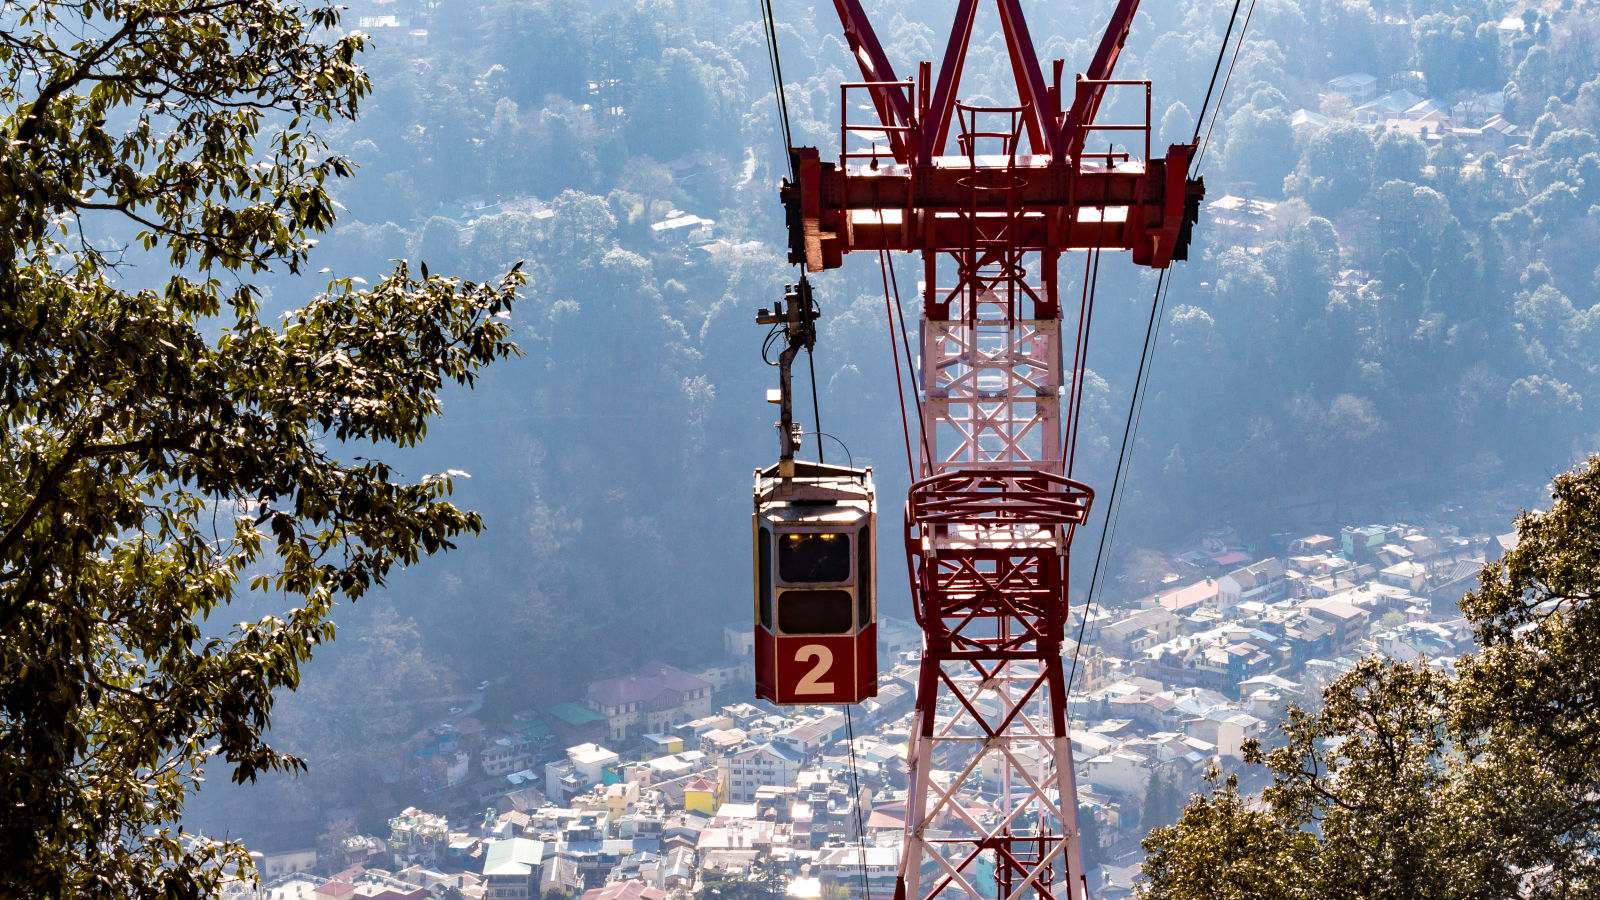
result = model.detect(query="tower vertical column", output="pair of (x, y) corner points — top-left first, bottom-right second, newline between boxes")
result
(782, 6), (1200, 897)
(896, 106), (1093, 900)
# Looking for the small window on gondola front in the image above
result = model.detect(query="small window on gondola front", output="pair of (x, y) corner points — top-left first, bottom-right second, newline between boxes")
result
(759, 526), (773, 631)
(857, 525), (872, 626)
(779, 532), (852, 583)
(778, 589), (854, 634)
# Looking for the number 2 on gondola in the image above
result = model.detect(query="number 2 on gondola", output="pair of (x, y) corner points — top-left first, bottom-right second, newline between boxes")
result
(793, 644), (835, 694)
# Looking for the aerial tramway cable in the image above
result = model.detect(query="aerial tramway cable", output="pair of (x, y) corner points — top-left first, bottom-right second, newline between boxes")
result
(844, 708), (872, 900)
(762, 14), (876, 878)
(793, 273), (876, 900)
(758, 0), (796, 180)
(1066, 202), (1111, 479)
(886, 255), (932, 475)
(878, 251), (932, 481)
(878, 252), (917, 480)
(1191, 0), (1247, 146)
(1066, 269), (1173, 700)
(808, 346), (826, 463)
(1194, 0), (1261, 169)
(1066, 5), (1256, 700)
(1065, 247), (1101, 478)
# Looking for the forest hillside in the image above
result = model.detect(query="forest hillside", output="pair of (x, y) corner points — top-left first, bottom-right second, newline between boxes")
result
(188, 0), (1600, 840)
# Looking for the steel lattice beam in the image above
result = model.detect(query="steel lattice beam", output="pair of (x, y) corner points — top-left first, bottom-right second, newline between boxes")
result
(785, 2), (1201, 899)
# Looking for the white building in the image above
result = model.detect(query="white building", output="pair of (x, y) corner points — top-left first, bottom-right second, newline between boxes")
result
(718, 743), (804, 802)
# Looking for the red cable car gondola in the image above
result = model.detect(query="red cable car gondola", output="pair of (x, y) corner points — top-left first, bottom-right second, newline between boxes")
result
(750, 279), (878, 705)
(753, 461), (877, 705)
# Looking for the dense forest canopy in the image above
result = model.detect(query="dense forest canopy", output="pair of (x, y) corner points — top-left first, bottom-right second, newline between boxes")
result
(173, 0), (1600, 841)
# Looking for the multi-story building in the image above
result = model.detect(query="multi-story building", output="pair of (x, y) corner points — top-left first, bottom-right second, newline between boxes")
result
(718, 743), (804, 802)
(772, 712), (844, 758)
(483, 733), (539, 778)
(1218, 558), (1288, 611)
(387, 807), (449, 864)
(585, 662), (713, 744)
(1301, 595), (1371, 646)
(1099, 608), (1180, 659)
(481, 838), (546, 900)
(815, 845), (899, 896)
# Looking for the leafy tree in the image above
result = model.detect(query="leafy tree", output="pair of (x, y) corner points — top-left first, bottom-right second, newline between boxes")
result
(1219, 105), (1297, 194)
(626, 47), (716, 161)
(417, 216), (465, 275)
(1143, 659), (1513, 899)
(1077, 808), (1107, 872)
(1159, 101), (1195, 148)
(1455, 455), (1600, 888)
(283, 602), (453, 750)
(1412, 14), (1500, 96)
(1139, 769), (1310, 899)
(1140, 767), (1185, 830)
(1140, 456), (1600, 898)
(0, 0), (521, 895)
(1290, 123), (1375, 214)
(1373, 130), (1427, 184)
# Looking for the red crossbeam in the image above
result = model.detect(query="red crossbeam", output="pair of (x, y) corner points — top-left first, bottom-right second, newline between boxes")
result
(909, 470), (1094, 526)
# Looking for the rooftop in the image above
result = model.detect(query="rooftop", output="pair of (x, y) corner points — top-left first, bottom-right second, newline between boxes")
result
(482, 838), (545, 877)
(1152, 578), (1219, 612)
(581, 881), (668, 900)
(588, 661), (710, 708)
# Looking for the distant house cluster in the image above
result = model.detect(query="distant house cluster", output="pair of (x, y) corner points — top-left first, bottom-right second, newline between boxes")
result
(226, 495), (1514, 900)
(1318, 72), (1519, 150)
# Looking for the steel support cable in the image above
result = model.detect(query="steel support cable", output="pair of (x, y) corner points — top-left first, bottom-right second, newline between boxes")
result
(1063, 181), (1111, 477)
(885, 251), (933, 474)
(1066, 248), (1100, 476)
(1190, 0), (1247, 146)
(759, 0), (796, 180)
(845, 707), (873, 900)
(879, 250), (919, 481)
(760, 0), (793, 144)
(1066, 268), (1170, 701)
(1064, 249), (1096, 477)
(1065, 19), (1256, 695)
(1065, 202), (1109, 478)
(808, 347), (826, 463)
(1073, 272), (1175, 701)
(1194, 0), (1260, 170)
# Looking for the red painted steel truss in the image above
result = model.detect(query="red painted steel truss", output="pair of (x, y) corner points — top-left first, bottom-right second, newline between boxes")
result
(782, 2), (1201, 900)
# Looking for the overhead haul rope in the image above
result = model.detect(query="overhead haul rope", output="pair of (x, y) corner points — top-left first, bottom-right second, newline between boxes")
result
(1064, 247), (1100, 477)
(758, 0), (796, 180)
(1065, 0), (1256, 702)
(1066, 269), (1171, 699)
(756, 8), (870, 891)
(886, 251), (933, 474)
(1193, 0), (1260, 169)
(1065, 203), (1110, 478)
(803, 351), (873, 900)
(1190, 0), (1246, 146)
(795, 283), (872, 900)
(844, 708), (873, 900)
(808, 346), (826, 464)
(879, 250), (933, 480)
(878, 252), (917, 478)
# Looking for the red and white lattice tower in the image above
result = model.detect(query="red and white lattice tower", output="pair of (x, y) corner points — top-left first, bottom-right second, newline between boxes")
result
(781, 2), (1202, 899)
